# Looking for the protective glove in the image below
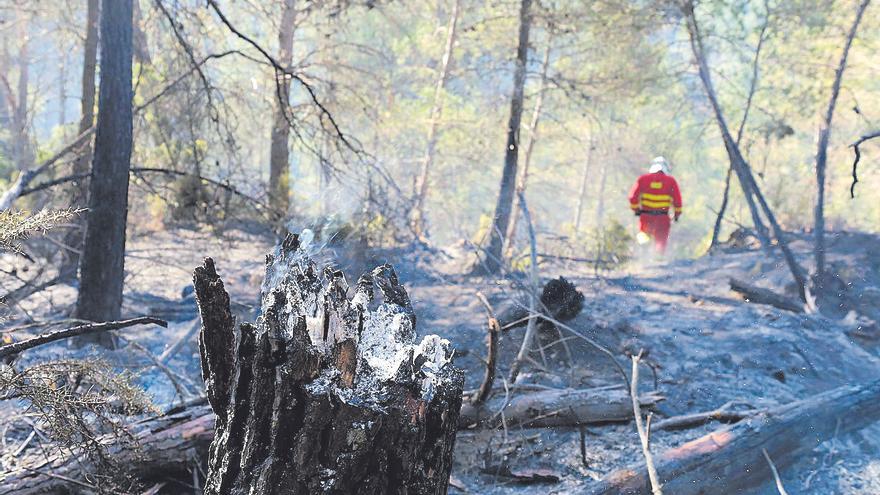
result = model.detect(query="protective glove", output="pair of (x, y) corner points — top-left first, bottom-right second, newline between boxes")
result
(674, 212), (681, 222)
(634, 209), (642, 216)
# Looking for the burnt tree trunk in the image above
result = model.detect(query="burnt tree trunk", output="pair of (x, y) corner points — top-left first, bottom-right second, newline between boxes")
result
(193, 234), (463, 495)
(74, 0), (133, 346)
(477, 0), (532, 275)
(268, 0), (296, 218)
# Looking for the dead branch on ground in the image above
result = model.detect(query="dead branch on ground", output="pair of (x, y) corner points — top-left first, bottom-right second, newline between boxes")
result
(729, 278), (804, 313)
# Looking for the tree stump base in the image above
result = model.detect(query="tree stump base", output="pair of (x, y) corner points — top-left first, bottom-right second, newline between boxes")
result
(193, 234), (463, 495)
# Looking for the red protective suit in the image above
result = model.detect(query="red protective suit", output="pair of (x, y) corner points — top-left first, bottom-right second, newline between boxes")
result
(628, 172), (683, 254)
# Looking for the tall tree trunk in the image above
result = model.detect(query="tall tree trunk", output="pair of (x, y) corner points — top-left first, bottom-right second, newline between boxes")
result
(74, 0), (133, 346)
(132, 0), (152, 65)
(683, 1), (808, 299)
(268, 0), (297, 220)
(62, 0), (100, 273)
(710, 10), (768, 251)
(595, 150), (608, 232)
(573, 131), (595, 237)
(505, 38), (552, 255)
(477, 0), (532, 274)
(410, 0), (461, 241)
(12, 18), (32, 172)
(814, 0), (870, 277)
(73, 0), (99, 181)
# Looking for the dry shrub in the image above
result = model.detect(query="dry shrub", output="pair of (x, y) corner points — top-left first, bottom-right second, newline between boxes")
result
(1, 358), (157, 491)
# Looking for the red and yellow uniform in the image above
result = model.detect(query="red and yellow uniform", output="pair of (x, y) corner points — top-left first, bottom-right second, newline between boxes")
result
(628, 172), (682, 254)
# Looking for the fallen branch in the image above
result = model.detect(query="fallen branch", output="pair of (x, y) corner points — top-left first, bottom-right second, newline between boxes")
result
(460, 385), (663, 428)
(0, 405), (214, 495)
(0, 317), (168, 360)
(586, 379), (880, 494)
(729, 278), (804, 313)
(652, 401), (758, 431)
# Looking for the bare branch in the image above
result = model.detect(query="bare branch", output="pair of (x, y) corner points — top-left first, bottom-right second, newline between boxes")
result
(0, 317), (168, 359)
(850, 129), (880, 198)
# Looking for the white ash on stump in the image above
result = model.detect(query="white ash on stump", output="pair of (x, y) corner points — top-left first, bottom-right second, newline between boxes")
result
(193, 234), (463, 495)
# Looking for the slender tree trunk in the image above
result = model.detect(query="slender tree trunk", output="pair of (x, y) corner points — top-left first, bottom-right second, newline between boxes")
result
(410, 0), (461, 241)
(477, 0), (532, 274)
(268, 0), (297, 219)
(709, 166), (733, 249)
(684, 1), (808, 299)
(132, 0), (152, 65)
(0, 39), (10, 132)
(505, 38), (552, 255)
(710, 11), (768, 250)
(573, 131), (595, 237)
(73, 0), (99, 180)
(74, 0), (133, 346)
(814, 0), (870, 277)
(12, 19), (32, 172)
(58, 54), (67, 130)
(595, 152), (608, 232)
(62, 0), (100, 272)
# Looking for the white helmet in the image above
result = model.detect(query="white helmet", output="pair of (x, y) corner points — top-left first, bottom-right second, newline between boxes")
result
(649, 156), (670, 174)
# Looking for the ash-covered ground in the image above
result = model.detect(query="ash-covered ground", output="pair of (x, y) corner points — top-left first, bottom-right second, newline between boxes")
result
(2, 226), (880, 494)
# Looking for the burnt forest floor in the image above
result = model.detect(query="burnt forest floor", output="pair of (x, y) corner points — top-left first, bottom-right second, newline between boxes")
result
(3, 225), (880, 494)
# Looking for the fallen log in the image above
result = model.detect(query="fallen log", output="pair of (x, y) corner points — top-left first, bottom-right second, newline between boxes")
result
(729, 277), (804, 313)
(460, 386), (663, 428)
(194, 234), (464, 494)
(586, 379), (880, 495)
(0, 383), (658, 492)
(0, 405), (214, 495)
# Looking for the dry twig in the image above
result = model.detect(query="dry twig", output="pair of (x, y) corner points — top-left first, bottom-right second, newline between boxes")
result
(631, 352), (662, 495)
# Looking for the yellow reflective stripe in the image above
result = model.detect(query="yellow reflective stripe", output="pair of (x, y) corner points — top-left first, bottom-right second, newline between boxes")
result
(641, 193), (671, 201)
(641, 199), (672, 208)
(630, 203), (640, 210)
(674, 207), (683, 212)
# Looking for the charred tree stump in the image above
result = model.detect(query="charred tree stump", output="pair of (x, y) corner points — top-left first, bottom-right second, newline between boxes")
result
(193, 234), (463, 495)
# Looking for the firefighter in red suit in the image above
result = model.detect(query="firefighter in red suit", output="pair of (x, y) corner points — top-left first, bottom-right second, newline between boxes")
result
(628, 157), (682, 254)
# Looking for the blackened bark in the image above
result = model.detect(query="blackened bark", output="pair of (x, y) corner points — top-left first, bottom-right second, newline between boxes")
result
(194, 234), (463, 495)
(74, 0), (133, 345)
(268, 0), (296, 218)
(478, 0), (532, 274)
